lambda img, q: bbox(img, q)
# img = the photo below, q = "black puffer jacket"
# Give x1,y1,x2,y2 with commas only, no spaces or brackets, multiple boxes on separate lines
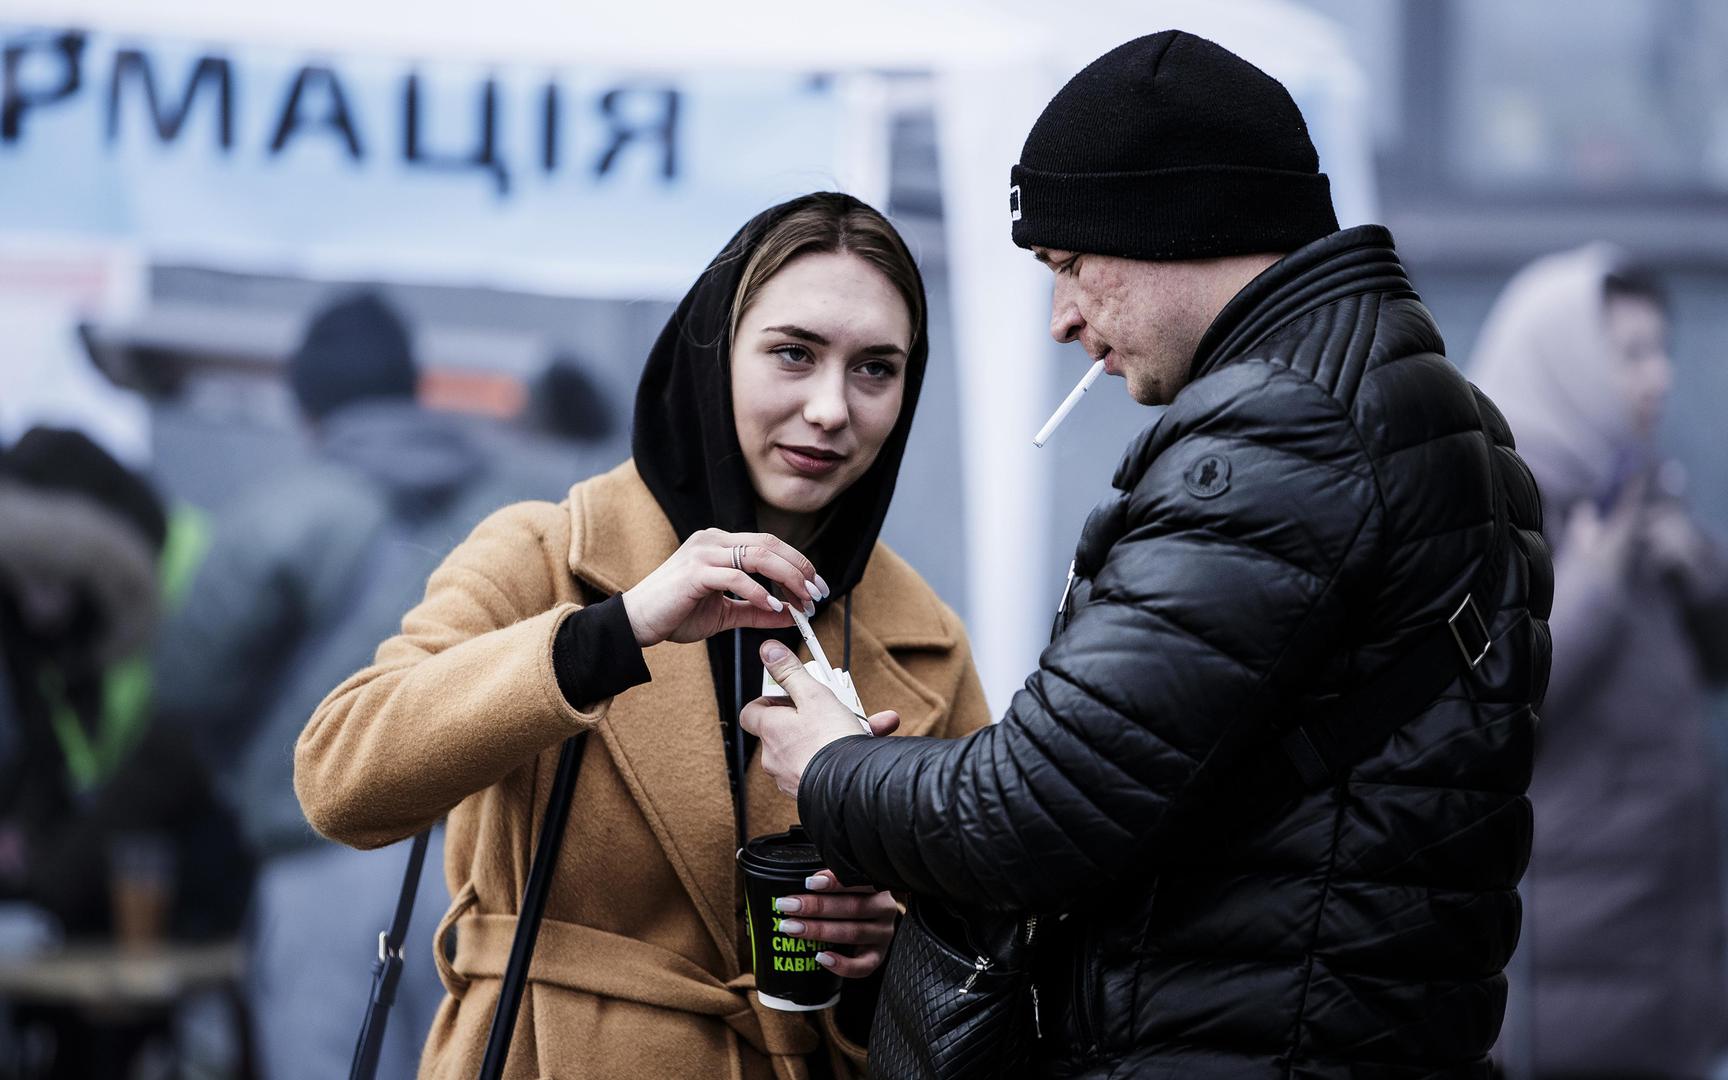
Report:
800,226,1553,1078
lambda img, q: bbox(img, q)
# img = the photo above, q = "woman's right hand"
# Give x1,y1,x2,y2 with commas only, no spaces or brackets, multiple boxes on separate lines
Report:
621,529,828,647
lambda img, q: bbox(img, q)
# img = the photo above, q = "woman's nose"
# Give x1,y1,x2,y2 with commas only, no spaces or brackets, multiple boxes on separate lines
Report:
802,370,850,430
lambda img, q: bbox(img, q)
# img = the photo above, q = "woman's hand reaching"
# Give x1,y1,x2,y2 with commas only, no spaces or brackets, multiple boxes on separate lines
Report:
621,528,829,647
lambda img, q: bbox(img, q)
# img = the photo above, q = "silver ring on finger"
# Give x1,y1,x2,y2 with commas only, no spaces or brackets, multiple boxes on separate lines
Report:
731,544,746,572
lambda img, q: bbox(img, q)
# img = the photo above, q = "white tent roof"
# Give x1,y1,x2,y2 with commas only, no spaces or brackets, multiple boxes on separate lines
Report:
9,0,1044,67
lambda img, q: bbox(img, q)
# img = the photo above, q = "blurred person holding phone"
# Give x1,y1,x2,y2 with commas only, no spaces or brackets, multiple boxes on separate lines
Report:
1473,249,1728,1079
294,193,991,1080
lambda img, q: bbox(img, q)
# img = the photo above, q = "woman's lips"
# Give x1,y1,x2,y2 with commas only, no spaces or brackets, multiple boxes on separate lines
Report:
778,445,846,477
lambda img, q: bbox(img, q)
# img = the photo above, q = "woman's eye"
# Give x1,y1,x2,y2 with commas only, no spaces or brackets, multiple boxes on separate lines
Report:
856,360,899,380
771,345,812,366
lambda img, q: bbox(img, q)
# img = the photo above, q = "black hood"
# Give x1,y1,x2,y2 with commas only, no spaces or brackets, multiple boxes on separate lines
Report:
631,192,929,604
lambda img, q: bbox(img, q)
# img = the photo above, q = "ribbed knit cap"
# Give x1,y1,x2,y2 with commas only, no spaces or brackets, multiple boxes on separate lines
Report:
1011,31,1339,260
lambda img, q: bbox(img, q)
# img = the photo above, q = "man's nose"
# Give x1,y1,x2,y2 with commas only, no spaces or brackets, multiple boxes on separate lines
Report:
1049,279,1083,345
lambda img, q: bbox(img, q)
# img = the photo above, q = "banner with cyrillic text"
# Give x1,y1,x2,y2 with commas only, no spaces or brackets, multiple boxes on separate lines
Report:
0,25,887,296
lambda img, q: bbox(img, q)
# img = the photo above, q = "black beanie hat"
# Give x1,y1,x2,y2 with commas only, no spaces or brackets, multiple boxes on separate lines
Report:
0,427,168,552
288,291,418,420
1011,31,1339,261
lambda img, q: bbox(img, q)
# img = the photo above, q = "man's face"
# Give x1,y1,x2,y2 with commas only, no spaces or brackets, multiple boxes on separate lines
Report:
1032,247,1213,406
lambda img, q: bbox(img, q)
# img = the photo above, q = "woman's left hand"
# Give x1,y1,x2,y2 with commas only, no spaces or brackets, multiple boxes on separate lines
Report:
772,870,900,979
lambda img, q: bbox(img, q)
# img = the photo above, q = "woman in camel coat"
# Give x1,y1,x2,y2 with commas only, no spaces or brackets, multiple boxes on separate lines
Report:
294,193,991,1080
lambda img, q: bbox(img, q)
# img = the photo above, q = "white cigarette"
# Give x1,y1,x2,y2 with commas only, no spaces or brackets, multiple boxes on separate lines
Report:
1033,359,1106,447
787,606,839,691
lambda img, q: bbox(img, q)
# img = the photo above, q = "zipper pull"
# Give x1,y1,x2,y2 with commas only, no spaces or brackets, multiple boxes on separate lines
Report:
1031,983,1043,1039
958,956,992,996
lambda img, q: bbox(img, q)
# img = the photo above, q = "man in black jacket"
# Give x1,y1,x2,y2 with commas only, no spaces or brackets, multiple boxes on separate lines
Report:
744,31,1551,1078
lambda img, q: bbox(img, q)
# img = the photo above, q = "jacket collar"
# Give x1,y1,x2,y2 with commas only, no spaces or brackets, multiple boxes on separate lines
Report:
1110,226,1417,494
561,460,956,966
1188,224,1416,383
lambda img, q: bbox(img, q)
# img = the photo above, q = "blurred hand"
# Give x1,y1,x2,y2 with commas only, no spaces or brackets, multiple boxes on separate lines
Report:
1645,502,1715,590
1561,477,1647,579
621,530,826,647
740,640,900,800
770,869,898,979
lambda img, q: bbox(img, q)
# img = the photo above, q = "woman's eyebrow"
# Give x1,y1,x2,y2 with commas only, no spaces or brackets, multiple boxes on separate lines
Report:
763,324,906,358
762,324,828,345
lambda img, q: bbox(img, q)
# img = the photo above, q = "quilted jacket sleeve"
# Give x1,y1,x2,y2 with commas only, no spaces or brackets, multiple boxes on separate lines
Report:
800,365,1385,911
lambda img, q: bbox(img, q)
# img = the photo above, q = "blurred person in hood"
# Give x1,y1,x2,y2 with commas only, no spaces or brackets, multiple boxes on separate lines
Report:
154,291,508,1080
1474,248,1728,1079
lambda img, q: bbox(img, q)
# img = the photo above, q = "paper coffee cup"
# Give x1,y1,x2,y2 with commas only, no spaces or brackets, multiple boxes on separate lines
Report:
738,825,843,1012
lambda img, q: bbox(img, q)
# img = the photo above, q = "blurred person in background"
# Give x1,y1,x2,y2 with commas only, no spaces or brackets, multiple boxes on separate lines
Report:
294,192,991,1080
1474,247,1728,1079
154,291,512,1080
0,426,247,1075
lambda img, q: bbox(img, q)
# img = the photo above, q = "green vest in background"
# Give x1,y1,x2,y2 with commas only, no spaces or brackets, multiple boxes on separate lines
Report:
46,503,211,792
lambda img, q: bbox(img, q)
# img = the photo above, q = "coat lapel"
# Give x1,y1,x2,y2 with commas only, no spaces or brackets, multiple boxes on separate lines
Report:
564,461,961,968
565,463,740,965
837,542,957,739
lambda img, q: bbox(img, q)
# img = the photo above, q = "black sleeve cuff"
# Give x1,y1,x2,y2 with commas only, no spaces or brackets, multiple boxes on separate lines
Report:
798,734,882,888
552,594,652,711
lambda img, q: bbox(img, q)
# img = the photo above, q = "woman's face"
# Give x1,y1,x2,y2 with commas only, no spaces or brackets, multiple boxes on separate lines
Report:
731,250,912,519
1604,294,1672,437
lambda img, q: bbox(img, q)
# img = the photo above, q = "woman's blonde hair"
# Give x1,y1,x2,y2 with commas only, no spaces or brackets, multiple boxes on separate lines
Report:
728,195,924,351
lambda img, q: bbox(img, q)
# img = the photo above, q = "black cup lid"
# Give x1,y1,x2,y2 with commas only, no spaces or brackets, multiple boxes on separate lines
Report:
739,824,824,876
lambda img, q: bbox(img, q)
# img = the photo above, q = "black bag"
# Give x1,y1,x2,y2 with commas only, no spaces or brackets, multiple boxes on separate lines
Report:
868,899,1040,1080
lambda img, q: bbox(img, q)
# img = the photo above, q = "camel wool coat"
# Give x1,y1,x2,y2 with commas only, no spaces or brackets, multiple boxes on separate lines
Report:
294,460,992,1080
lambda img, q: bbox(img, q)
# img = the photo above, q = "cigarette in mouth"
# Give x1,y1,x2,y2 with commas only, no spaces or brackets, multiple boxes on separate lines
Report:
1033,359,1106,447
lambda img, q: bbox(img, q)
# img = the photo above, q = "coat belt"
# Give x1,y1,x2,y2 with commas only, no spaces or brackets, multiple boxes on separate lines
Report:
444,911,822,1061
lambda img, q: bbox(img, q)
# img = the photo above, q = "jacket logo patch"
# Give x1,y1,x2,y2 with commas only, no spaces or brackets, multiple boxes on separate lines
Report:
1184,454,1230,499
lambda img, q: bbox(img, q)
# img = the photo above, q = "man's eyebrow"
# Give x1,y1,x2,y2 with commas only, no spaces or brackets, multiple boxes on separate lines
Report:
1031,250,1052,266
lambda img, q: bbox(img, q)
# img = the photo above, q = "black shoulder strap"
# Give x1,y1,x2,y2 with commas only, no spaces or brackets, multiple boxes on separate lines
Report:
347,730,591,1080
1274,439,1511,797
477,729,589,1080
348,828,432,1080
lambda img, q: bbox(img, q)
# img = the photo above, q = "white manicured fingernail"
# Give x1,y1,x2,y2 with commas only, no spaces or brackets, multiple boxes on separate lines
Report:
806,579,822,601
778,919,806,935
804,875,830,891
767,596,784,612
804,601,816,617
774,896,802,914
814,574,831,599
815,952,836,968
